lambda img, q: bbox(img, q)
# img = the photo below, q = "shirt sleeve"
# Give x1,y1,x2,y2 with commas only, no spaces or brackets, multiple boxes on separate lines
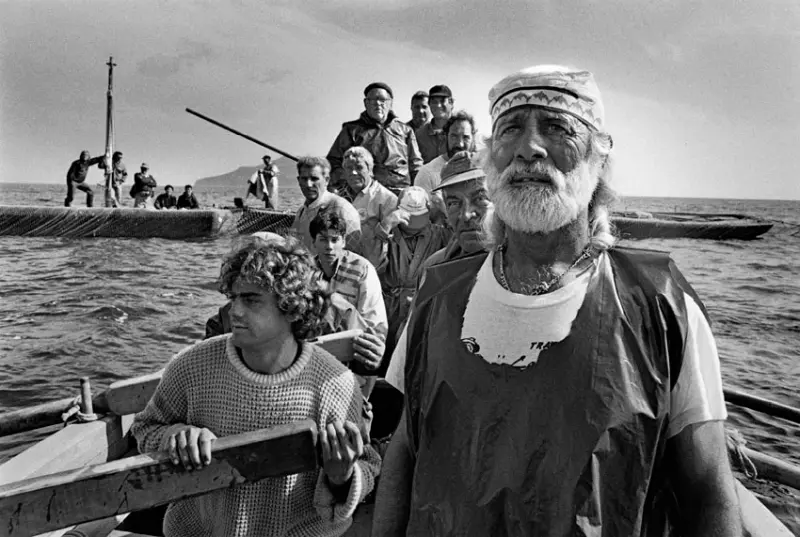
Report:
385,319,410,393
130,356,190,453
358,263,389,340
414,165,435,193
667,293,728,438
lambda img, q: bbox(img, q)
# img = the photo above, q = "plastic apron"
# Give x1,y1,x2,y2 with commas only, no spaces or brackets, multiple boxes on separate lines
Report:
404,247,701,536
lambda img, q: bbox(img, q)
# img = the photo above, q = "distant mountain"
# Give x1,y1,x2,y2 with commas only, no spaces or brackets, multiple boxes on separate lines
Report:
195,157,289,187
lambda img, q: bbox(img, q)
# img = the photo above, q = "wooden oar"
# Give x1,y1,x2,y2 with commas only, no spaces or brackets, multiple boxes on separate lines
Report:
185,108,299,162
723,388,800,424
0,421,318,537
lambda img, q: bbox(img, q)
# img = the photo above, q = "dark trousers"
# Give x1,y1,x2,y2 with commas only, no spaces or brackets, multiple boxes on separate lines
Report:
65,179,94,207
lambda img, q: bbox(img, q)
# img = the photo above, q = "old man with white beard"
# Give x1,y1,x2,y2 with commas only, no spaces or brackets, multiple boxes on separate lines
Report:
372,65,741,536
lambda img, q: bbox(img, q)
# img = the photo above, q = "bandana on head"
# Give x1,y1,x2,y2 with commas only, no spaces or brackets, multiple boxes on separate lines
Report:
489,65,605,132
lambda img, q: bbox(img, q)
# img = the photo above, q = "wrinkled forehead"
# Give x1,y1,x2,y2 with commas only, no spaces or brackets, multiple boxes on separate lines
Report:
442,177,488,198
493,106,585,132
298,165,328,179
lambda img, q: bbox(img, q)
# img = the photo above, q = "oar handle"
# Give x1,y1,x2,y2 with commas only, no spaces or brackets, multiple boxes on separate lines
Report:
185,108,298,162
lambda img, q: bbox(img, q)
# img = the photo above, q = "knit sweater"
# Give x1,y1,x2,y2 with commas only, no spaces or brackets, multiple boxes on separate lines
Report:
130,336,381,537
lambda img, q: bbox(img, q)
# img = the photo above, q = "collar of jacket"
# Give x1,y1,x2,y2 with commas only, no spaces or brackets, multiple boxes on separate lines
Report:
358,110,399,127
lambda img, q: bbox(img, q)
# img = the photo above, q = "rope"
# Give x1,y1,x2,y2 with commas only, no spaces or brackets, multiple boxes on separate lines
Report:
60,394,99,426
726,427,758,479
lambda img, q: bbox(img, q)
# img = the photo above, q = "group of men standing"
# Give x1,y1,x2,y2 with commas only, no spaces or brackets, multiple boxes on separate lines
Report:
132,65,743,537
65,151,200,210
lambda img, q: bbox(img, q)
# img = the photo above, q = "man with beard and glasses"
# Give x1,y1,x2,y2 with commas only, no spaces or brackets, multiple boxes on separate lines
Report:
327,82,422,194
291,156,361,254
373,65,742,537
337,147,398,267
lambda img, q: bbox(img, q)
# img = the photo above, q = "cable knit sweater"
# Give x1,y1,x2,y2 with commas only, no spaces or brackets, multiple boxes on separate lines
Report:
130,336,381,537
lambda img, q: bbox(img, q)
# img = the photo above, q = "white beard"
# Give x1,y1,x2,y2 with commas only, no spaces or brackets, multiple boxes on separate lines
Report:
485,156,599,235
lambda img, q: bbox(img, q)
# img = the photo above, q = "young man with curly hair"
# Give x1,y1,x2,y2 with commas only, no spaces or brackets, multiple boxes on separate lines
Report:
131,234,381,537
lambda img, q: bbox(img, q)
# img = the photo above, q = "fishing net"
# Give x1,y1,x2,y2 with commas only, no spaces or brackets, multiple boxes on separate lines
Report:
0,206,298,240
0,206,237,240
233,208,296,236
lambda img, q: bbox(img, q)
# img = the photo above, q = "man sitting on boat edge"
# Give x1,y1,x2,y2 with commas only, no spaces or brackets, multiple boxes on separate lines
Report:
373,65,742,536
131,233,380,537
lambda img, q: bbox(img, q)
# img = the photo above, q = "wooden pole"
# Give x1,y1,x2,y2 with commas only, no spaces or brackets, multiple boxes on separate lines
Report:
185,108,299,162
724,388,800,424
103,57,116,208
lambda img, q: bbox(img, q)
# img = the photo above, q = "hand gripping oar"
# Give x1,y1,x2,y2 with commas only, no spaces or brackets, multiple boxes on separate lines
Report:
185,108,298,162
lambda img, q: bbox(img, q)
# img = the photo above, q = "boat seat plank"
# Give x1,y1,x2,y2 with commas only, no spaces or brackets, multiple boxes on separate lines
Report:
104,331,363,416
0,421,317,537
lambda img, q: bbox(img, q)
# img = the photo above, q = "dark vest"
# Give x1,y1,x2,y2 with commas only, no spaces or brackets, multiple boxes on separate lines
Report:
403,247,705,536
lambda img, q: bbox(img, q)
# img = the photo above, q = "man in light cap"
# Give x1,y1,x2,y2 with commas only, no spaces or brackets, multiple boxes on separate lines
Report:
327,82,423,194
374,186,451,376
374,66,741,536
131,163,157,209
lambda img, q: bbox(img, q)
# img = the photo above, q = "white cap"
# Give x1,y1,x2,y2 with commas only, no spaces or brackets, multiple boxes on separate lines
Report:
398,186,430,216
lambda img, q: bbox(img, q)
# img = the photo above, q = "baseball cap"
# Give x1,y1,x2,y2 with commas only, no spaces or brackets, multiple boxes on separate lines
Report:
434,151,485,192
141,162,149,169
398,186,430,216
428,85,453,98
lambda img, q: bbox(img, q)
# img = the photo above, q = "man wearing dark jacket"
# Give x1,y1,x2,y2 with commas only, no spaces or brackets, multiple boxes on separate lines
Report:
65,150,104,207
154,185,178,210
131,163,157,208
327,82,422,194
177,184,200,209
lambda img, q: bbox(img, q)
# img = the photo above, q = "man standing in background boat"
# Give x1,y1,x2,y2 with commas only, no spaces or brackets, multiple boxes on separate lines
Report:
406,90,431,131
338,147,398,267
373,65,742,536
64,150,104,207
292,156,362,254
131,163,157,209
244,154,280,209
415,85,454,164
99,150,128,207
327,82,422,195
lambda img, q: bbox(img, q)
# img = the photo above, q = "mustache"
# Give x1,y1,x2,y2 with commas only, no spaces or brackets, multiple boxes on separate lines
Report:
499,161,563,185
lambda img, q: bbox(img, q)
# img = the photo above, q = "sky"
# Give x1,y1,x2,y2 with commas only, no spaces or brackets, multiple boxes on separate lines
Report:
1,0,798,200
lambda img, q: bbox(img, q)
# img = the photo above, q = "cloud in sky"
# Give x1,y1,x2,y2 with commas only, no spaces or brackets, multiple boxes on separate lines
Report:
0,0,798,200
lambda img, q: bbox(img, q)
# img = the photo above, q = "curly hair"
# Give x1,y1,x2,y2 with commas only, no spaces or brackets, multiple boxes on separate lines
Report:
309,207,348,241
218,235,331,340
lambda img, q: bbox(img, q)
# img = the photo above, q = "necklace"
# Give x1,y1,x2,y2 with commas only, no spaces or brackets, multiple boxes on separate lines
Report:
496,244,593,295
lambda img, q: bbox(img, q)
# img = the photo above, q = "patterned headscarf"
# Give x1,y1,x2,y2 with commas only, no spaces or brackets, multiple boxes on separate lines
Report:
489,65,604,132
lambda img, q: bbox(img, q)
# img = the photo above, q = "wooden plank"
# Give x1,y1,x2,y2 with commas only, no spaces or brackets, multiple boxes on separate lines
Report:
104,372,163,417
307,329,362,363
0,421,317,537
34,513,129,537
105,331,365,416
0,415,133,484
736,481,794,536
0,397,81,437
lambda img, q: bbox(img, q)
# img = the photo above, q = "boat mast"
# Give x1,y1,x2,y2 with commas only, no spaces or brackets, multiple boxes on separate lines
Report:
103,56,116,208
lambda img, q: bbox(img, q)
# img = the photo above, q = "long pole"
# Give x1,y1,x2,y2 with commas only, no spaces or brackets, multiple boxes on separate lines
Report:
185,108,298,162
104,57,117,207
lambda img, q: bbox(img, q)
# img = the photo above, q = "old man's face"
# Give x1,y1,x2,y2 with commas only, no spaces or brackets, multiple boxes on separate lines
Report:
486,107,601,235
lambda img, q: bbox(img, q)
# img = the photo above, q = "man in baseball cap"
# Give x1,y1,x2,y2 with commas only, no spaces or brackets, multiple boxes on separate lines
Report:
415,84,454,163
